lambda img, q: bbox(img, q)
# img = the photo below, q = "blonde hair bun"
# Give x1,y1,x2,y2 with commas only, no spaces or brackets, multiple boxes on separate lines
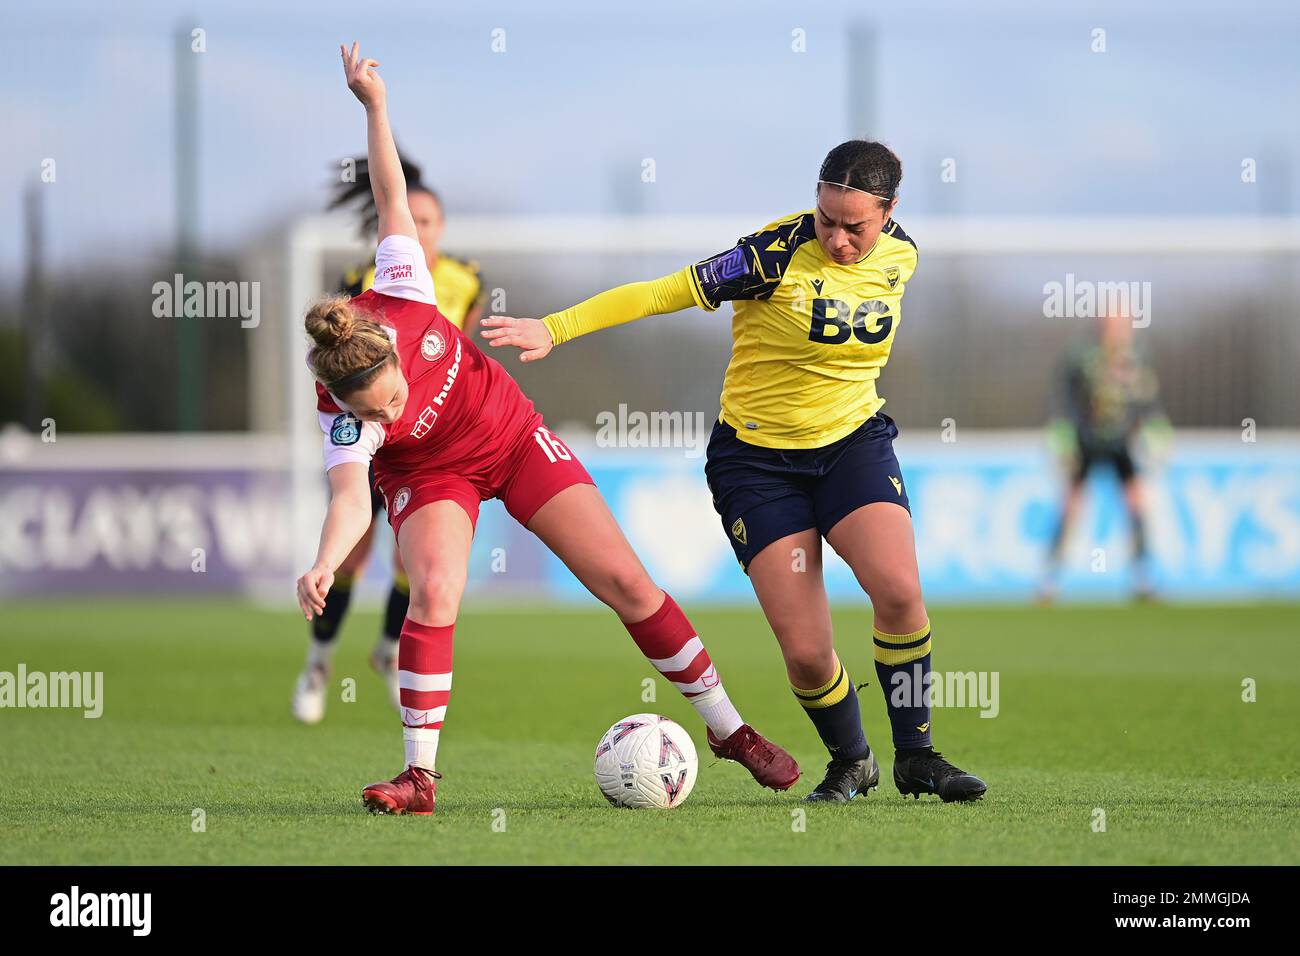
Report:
304,295,396,394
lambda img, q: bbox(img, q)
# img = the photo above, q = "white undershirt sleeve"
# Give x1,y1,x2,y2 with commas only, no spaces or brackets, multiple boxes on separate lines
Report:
372,234,437,304
319,410,385,471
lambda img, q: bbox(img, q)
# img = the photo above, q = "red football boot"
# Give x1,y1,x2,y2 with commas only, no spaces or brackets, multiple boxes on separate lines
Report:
362,766,440,815
707,724,800,791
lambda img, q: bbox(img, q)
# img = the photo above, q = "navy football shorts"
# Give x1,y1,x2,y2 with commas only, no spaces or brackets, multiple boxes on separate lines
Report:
1073,441,1138,483
704,413,911,570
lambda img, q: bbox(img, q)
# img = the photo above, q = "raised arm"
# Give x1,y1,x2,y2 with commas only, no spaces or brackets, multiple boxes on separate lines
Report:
340,41,416,244
480,213,807,363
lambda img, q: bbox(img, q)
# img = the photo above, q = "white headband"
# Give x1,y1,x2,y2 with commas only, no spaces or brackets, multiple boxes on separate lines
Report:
817,179,893,201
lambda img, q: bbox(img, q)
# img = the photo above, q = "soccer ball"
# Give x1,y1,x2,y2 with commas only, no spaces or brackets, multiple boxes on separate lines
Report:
594,714,698,809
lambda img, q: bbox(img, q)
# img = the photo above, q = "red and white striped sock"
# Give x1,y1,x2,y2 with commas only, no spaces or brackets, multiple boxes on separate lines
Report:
624,593,743,739
398,619,454,772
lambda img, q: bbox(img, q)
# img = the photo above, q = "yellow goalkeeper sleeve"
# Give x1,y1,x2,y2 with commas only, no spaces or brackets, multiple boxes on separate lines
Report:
542,267,698,346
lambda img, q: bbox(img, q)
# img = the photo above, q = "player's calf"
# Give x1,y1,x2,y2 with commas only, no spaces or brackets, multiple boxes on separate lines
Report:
626,593,800,790
789,653,875,766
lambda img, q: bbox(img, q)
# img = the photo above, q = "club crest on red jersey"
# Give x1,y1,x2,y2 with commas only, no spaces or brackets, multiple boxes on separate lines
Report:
392,487,412,515
421,330,447,361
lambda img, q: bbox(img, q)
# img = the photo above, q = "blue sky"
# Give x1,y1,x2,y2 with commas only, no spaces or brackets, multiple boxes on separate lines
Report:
3,0,1298,277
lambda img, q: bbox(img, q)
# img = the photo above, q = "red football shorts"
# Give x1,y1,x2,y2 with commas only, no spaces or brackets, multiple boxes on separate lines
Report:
382,424,594,539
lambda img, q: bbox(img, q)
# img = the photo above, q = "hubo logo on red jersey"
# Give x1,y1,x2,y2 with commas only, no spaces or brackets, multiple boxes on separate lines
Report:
808,298,893,345
433,340,463,408
407,339,463,441
411,406,437,439
421,330,446,362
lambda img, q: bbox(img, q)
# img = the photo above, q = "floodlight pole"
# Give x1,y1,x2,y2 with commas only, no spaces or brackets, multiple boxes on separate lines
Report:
846,24,878,140
22,183,50,431
175,21,201,431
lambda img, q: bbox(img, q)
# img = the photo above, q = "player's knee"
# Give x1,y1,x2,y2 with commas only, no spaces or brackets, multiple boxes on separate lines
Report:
407,568,465,626
869,573,924,628
598,564,661,621
783,644,838,689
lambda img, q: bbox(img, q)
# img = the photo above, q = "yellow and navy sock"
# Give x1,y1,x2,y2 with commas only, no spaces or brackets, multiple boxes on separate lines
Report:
311,573,355,644
790,656,870,761
872,621,934,750
383,571,411,642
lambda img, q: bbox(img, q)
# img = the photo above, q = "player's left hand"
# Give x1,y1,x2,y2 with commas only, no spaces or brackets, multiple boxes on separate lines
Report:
480,315,554,363
296,565,335,620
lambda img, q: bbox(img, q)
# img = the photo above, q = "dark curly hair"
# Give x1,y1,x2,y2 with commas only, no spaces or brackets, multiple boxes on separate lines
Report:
818,140,902,209
329,150,441,237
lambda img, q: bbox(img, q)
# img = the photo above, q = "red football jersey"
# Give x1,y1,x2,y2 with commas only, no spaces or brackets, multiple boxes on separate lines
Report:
315,235,541,496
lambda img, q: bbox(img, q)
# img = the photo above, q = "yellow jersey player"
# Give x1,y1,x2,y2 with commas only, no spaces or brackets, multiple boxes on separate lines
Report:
482,141,986,803
291,150,485,726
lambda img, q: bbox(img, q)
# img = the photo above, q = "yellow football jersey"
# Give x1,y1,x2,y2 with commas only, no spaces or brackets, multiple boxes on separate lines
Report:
686,210,918,449
341,254,484,330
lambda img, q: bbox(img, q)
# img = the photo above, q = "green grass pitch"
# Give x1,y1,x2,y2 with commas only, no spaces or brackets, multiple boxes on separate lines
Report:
1,599,1297,865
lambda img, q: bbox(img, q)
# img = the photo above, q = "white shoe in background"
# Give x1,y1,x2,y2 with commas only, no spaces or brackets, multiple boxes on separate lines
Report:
370,643,401,713
291,663,330,725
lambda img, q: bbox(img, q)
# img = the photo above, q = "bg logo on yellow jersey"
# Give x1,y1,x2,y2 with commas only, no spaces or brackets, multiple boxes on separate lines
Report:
808,298,893,345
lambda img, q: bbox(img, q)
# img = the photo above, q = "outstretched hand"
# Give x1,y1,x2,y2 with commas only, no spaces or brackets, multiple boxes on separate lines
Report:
296,565,335,621
340,41,385,109
480,316,555,363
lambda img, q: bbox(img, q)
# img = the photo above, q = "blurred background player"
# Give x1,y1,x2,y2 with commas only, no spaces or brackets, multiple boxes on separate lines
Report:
1040,311,1171,602
291,152,486,724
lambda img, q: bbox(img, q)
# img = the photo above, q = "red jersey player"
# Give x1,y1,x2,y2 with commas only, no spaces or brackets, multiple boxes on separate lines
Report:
294,43,798,814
